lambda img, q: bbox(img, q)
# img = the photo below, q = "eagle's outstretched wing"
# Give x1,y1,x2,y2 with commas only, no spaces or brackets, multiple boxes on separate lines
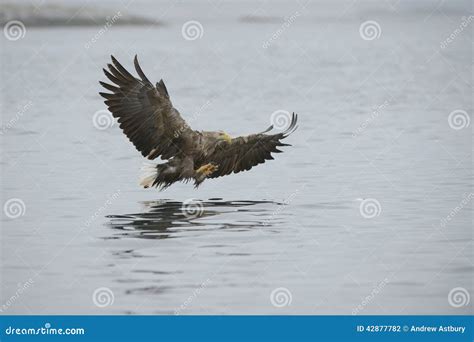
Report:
99,55,194,160
207,113,298,177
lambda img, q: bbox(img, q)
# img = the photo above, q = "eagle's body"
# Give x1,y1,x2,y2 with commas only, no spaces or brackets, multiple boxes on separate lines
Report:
99,56,298,190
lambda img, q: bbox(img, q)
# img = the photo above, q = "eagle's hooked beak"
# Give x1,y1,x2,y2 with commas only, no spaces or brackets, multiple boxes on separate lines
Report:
220,132,232,143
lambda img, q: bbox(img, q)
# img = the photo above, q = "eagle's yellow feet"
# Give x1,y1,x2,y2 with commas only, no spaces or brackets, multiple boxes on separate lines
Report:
197,163,218,176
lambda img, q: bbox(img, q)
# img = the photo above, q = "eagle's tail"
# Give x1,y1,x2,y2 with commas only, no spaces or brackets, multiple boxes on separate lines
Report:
139,163,158,188
139,162,178,189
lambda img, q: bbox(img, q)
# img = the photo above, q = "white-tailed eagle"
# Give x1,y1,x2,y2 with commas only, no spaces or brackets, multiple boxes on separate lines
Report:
99,56,298,189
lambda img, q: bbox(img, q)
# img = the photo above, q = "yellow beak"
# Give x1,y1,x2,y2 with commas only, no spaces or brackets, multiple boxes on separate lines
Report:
222,133,232,143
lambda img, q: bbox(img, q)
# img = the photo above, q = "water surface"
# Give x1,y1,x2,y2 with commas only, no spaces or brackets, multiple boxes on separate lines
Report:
1,0,472,315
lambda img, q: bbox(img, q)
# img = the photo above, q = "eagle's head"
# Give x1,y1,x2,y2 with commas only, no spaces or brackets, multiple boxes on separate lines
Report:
218,131,232,143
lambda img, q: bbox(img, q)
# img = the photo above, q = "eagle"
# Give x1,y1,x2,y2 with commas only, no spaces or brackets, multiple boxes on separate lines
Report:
99,55,298,189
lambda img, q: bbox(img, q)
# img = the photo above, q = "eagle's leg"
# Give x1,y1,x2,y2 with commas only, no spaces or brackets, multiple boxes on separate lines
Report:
194,163,218,186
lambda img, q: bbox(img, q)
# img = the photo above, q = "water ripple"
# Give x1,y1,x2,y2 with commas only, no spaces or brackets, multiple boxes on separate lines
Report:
106,199,280,240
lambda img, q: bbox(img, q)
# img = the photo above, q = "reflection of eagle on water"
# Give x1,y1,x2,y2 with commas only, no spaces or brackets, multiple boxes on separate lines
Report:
99,56,298,189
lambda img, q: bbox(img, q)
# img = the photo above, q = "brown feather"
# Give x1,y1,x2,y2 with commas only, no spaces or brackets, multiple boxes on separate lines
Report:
99,56,196,160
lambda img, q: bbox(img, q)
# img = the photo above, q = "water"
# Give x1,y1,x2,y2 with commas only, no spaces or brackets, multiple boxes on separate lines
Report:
1,0,472,315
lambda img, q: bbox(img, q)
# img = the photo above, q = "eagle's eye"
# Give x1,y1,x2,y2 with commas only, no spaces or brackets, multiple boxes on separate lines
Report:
219,132,232,143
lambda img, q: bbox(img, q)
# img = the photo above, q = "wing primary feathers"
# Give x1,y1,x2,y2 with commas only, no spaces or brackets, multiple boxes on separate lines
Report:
259,125,274,134
99,81,120,93
156,79,169,98
133,55,151,84
282,113,298,136
102,68,122,85
107,63,130,84
111,55,135,80
99,92,115,100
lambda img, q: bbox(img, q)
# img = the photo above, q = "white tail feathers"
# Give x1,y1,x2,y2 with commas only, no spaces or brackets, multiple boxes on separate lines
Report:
139,163,158,188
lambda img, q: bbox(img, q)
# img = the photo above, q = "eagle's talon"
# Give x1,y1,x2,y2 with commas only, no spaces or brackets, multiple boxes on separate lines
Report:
197,163,218,177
